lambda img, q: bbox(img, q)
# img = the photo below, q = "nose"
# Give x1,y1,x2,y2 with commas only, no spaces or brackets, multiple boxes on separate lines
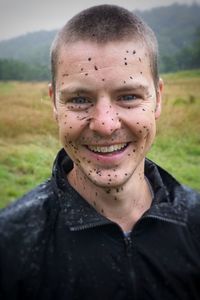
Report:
89,99,121,136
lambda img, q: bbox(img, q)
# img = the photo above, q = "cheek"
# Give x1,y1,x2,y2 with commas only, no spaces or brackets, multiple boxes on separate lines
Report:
58,110,89,143
121,108,155,134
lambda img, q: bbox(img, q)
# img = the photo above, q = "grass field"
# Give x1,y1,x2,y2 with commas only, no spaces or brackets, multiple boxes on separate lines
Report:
0,70,200,208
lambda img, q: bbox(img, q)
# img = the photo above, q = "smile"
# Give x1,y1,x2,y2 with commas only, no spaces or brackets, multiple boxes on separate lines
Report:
87,143,128,153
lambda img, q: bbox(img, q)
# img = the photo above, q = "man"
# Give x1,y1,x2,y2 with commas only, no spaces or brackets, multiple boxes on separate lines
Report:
0,5,200,300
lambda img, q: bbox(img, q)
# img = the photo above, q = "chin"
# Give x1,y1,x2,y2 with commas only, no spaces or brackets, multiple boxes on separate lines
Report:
87,174,130,189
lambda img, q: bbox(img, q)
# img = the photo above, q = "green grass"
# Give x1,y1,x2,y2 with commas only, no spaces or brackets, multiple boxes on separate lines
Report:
0,136,60,208
162,69,200,80
0,72,200,208
148,134,200,191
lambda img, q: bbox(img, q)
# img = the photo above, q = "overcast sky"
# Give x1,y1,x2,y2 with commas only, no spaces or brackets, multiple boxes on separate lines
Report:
0,0,199,41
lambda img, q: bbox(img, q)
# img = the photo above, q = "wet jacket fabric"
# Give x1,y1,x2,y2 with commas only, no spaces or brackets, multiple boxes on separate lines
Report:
0,148,200,300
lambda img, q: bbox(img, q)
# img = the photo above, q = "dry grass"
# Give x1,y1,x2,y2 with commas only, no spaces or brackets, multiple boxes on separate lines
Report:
0,81,57,139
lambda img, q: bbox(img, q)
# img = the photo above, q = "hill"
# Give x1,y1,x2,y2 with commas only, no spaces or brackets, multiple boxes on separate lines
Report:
0,3,200,79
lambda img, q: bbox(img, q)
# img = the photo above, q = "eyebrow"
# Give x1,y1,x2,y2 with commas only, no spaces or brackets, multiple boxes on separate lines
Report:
114,83,149,94
59,86,93,96
59,83,149,97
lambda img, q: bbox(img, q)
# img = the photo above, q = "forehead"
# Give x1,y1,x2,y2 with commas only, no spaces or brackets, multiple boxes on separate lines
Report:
57,40,150,74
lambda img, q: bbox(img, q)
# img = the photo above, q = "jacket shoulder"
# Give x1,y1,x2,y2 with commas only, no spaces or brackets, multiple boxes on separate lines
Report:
0,179,57,257
0,179,55,226
0,179,59,296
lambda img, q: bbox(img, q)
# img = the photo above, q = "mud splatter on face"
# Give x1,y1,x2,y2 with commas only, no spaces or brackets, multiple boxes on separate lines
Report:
94,65,98,71
88,57,92,61
133,50,136,54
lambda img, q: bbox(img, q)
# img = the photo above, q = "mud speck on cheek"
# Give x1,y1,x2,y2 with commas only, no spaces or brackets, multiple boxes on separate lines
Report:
88,57,92,61
94,65,98,71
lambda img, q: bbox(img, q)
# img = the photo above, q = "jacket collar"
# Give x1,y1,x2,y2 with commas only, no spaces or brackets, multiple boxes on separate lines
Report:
51,149,188,231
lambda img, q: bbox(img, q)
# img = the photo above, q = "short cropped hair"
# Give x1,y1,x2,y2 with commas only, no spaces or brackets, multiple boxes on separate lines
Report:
50,5,159,90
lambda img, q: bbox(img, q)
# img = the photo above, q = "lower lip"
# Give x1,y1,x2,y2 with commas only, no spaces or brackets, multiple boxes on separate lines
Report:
85,144,130,164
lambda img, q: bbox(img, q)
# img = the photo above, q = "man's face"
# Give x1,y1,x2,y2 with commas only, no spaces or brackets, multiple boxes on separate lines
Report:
50,40,162,188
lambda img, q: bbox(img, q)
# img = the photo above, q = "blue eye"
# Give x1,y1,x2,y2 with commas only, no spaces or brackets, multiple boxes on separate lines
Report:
71,97,90,104
119,95,138,101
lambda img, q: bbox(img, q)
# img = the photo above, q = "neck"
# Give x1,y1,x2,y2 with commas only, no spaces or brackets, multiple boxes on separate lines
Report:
67,161,153,232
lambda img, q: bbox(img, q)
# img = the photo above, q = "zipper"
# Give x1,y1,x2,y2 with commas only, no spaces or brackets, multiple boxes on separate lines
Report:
124,235,137,299
141,214,186,226
70,220,111,231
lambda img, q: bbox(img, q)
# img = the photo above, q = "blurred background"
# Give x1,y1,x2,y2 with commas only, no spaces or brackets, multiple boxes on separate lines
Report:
0,0,199,207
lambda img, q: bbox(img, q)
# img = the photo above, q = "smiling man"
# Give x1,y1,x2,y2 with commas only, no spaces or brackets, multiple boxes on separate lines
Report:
0,5,200,300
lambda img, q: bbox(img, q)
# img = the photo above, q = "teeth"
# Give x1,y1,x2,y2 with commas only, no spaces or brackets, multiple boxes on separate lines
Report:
88,143,127,153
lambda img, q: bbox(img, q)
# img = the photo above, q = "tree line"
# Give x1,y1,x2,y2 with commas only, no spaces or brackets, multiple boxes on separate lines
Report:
160,30,200,72
0,36,199,81
0,59,50,81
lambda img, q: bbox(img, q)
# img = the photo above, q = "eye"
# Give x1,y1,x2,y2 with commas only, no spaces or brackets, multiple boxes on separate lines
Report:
70,96,91,104
118,95,138,101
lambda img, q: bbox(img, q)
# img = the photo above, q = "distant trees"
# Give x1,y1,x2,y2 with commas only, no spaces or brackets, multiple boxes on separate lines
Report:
0,59,50,81
160,28,200,72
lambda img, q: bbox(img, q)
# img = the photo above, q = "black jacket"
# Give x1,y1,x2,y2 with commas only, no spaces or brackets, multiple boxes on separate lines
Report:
0,149,200,300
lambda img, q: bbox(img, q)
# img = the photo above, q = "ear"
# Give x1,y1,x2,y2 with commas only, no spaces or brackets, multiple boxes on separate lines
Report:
48,83,58,122
155,78,163,120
